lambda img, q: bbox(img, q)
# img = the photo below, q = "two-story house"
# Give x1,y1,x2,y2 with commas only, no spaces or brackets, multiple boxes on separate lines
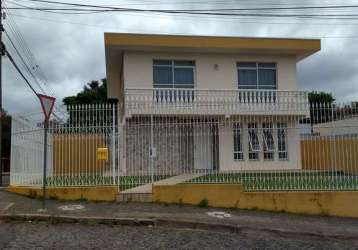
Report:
105,33,320,175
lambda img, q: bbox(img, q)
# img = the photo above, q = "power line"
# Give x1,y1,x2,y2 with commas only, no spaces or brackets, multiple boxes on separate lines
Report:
16,0,358,11
4,1,68,117
9,10,358,39
4,48,64,121
4,46,37,95
6,0,358,19
4,30,46,93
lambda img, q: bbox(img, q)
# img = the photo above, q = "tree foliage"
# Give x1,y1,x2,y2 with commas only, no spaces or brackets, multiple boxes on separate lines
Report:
308,91,335,105
63,78,116,105
308,91,335,124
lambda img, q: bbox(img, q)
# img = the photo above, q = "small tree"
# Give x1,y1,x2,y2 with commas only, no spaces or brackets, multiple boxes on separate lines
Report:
308,91,335,124
63,78,111,105
62,78,117,128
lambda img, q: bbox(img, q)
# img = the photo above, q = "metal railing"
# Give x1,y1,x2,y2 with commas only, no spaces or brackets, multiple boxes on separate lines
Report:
9,102,358,192
125,88,309,116
10,104,119,187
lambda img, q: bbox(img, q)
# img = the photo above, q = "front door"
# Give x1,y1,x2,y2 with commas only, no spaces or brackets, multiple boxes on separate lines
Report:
194,126,213,170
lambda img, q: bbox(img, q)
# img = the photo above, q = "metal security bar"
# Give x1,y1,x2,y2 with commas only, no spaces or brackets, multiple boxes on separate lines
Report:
10,118,53,186
9,101,358,192
10,103,119,187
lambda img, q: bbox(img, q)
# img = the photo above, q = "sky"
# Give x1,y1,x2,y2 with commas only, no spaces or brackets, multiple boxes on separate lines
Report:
3,0,358,119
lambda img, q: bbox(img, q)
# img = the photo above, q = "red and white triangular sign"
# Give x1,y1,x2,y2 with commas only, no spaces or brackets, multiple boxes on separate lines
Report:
37,94,56,121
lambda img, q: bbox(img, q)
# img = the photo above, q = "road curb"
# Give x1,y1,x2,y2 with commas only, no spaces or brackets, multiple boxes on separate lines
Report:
0,213,357,240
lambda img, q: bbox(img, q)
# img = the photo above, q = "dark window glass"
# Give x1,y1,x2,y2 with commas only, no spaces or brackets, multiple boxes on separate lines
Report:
174,68,194,88
153,66,172,85
248,123,260,160
174,60,195,66
238,69,257,88
258,62,276,68
153,60,195,88
258,68,276,89
237,62,256,68
263,123,275,160
153,60,171,66
237,62,277,89
233,123,243,160
277,123,288,160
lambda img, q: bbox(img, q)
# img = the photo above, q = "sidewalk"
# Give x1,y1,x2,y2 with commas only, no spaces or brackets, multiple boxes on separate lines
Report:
1,190,358,239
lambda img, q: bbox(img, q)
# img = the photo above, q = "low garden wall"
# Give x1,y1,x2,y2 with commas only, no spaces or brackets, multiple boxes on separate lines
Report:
153,184,358,218
6,186,118,202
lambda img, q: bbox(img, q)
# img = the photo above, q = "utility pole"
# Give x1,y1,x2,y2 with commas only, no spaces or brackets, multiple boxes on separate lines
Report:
0,0,4,186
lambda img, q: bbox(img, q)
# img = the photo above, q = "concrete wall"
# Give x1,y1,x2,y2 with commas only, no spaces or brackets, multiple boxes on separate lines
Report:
124,118,194,175
123,51,297,90
153,184,358,218
106,49,123,100
313,117,358,136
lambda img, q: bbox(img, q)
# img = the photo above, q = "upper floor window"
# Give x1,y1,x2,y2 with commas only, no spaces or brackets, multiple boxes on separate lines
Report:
237,62,277,90
153,60,195,88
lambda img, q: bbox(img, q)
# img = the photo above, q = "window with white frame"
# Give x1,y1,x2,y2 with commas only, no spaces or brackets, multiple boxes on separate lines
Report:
237,62,277,89
277,122,288,160
153,60,195,88
262,123,275,160
233,123,243,160
248,123,260,160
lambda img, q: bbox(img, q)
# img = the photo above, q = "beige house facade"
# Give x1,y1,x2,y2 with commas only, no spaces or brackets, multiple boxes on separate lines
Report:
105,33,321,172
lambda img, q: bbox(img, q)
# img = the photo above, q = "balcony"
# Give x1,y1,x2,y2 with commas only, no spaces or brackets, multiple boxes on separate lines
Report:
124,88,309,117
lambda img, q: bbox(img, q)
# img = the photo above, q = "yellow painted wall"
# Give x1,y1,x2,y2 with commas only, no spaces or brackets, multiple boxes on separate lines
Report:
301,138,358,174
7,186,117,202
53,134,107,175
153,184,358,218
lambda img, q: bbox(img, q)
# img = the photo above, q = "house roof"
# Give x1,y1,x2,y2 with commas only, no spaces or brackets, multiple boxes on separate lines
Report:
104,32,321,61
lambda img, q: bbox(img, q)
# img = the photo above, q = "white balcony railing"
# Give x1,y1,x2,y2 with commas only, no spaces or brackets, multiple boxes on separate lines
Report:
125,88,309,116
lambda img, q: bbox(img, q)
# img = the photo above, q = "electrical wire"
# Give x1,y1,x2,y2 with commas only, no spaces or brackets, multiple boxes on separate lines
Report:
6,0,358,20
4,1,68,118
5,46,38,95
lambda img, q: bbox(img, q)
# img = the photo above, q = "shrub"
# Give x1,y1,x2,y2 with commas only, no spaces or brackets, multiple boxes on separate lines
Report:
198,198,209,208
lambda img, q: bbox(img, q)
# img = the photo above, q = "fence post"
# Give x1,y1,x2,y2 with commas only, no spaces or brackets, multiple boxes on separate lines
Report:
112,104,116,185
150,114,154,184
42,121,48,209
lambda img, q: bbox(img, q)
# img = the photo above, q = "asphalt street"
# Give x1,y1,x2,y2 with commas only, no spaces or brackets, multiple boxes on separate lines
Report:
0,221,357,250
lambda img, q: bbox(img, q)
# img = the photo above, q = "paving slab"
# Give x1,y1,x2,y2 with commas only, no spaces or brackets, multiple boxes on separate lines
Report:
120,173,204,194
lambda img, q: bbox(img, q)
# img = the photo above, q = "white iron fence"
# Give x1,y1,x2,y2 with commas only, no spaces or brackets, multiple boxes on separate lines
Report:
10,118,53,186
9,102,358,191
10,104,119,187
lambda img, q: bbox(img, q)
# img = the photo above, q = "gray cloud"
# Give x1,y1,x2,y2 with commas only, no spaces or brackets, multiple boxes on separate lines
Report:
3,0,358,118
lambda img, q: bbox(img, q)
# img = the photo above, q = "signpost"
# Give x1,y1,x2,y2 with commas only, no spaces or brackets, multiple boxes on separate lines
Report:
37,94,55,210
